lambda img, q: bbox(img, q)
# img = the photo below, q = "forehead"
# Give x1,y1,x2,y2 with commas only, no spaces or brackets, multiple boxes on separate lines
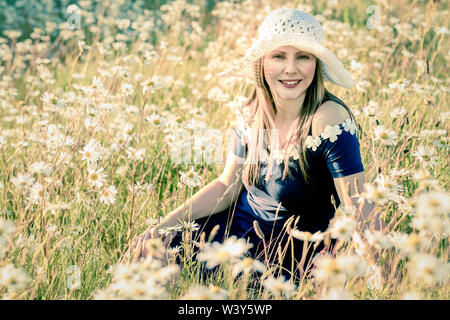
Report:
270,46,311,54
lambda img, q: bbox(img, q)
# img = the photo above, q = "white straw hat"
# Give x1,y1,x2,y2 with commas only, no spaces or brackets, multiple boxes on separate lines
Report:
218,8,355,89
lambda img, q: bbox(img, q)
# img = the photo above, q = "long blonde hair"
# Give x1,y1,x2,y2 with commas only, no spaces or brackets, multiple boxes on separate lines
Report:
239,56,356,187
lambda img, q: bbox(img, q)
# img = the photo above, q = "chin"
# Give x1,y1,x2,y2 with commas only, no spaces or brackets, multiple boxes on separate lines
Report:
280,90,307,99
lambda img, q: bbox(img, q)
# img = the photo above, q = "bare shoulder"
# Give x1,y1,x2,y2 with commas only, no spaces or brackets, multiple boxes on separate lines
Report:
312,100,352,137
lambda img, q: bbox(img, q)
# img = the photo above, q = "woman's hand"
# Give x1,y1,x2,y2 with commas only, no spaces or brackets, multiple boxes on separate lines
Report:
130,225,177,263
130,226,158,262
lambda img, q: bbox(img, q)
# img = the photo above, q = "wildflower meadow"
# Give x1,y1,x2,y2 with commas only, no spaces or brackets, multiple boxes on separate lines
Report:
0,0,448,300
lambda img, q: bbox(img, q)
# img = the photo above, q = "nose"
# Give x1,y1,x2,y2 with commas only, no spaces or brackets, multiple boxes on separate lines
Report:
284,56,298,75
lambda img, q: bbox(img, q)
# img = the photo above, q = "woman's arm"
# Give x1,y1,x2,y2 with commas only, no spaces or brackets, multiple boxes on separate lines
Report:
312,100,386,232
157,176,243,230
140,150,244,232
158,150,244,230
333,171,387,233
129,151,244,260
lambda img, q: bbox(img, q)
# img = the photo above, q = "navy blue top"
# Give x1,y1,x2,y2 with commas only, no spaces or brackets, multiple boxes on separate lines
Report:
231,116,364,236
169,107,365,279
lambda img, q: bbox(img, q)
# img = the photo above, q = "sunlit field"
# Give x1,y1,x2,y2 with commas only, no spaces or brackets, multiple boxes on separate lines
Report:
0,0,448,300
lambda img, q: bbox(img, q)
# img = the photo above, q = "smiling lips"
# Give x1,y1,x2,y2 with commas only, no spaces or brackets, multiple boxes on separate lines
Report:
279,79,302,87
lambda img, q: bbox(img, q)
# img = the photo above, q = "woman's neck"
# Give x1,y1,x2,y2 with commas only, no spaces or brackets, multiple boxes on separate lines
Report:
273,92,305,128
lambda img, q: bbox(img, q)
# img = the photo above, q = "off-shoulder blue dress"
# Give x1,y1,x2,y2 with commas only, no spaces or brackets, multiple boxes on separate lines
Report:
170,108,365,280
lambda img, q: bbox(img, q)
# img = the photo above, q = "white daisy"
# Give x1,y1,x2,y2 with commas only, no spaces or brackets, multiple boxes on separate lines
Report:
390,107,406,118
320,287,354,300
126,147,146,162
28,181,48,205
321,124,342,142
197,235,253,269
406,253,448,284
0,218,16,245
121,82,134,96
145,114,165,127
100,185,118,205
80,139,102,164
178,167,201,188
181,284,228,300
231,257,267,277
87,167,106,189
328,215,356,241
374,174,405,195
360,182,391,206
0,264,31,293
11,172,35,190
305,135,321,151
373,125,397,146
412,145,439,168
341,118,357,135
262,275,296,299
164,133,176,147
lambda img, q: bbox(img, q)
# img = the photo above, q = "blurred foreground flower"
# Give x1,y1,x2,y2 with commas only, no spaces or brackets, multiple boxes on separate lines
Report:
181,284,228,300
320,287,354,300
197,236,253,269
262,275,296,299
0,264,31,294
406,253,449,285
94,258,179,300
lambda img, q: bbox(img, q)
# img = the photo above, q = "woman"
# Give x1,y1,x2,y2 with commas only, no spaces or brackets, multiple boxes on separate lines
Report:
130,8,385,280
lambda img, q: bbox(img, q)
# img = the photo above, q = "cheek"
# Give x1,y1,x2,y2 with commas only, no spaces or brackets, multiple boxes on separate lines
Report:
302,60,317,78
263,61,280,79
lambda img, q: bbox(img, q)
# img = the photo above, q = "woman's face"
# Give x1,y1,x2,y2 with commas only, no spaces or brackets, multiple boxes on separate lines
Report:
263,46,317,102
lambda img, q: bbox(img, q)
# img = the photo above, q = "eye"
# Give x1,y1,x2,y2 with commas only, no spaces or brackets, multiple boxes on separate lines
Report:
272,55,309,59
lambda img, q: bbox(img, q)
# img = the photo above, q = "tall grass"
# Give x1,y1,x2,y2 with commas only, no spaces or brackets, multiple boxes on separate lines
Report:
0,0,448,299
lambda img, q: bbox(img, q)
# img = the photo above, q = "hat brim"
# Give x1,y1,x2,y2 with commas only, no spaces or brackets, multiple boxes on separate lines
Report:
218,33,354,89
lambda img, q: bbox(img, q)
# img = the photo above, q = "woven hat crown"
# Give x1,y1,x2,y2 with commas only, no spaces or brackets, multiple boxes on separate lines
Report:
258,8,324,43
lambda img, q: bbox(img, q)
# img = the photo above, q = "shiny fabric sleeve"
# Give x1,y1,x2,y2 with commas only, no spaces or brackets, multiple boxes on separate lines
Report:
310,119,365,178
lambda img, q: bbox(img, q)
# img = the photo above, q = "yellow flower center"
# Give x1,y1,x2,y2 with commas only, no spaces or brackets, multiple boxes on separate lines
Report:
186,171,195,179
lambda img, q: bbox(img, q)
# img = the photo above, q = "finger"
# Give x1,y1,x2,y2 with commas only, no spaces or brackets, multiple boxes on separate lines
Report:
130,238,137,250
131,237,141,256
133,237,144,262
132,247,139,262
132,242,140,262
141,238,149,259
162,233,172,247
131,235,141,250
